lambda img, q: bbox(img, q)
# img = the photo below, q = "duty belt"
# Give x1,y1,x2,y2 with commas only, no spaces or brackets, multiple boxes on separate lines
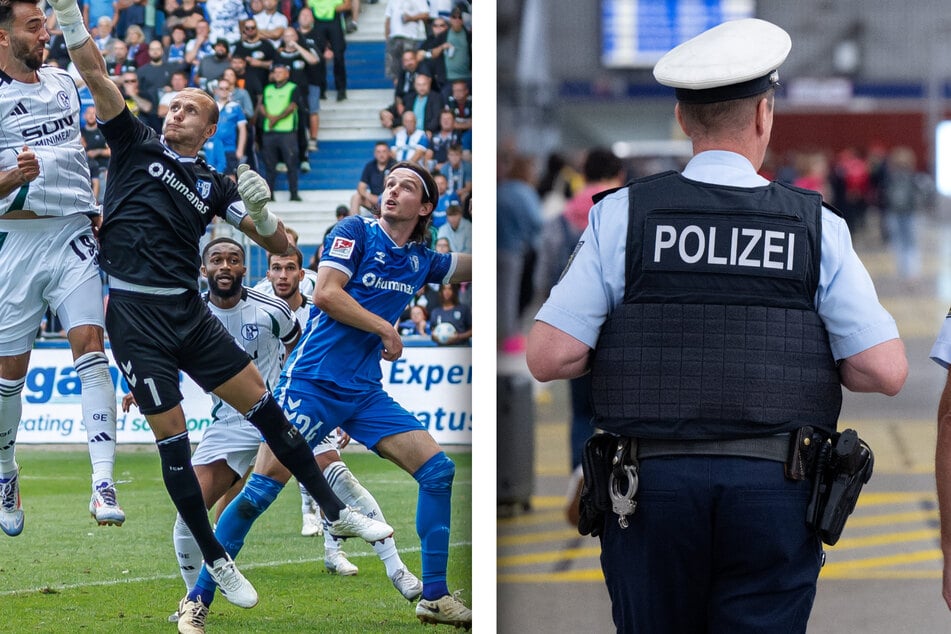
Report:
636,434,791,463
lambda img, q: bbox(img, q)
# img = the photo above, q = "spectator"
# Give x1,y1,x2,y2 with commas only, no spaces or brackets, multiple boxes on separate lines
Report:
165,0,205,42
442,5,470,93
137,39,178,109
258,62,303,201
165,23,190,68
343,0,359,33
255,0,288,45
229,54,264,105
209,76,248,177
119,70,155,120
274,27,320,168
427,109,457,172
436,202,470,254
429,283,471,346
204,0,247,46
404,70,443,136
106,40,138,77
232,17,277,95
416,14,448,93
93,15,118,53
216,66,255,122
383,0,428,80
124,24,151,66
86,0,116,34
444,79,471,152
196,38,232,89
80,105,111,203
115,0,147,40
308,0,350,101
380,47,429,129
443,142,470,205
391,110,428,165
429,171,458,228
157,69,189,118
184,18,216,85
350,141,396,216
295,6,327,150
398,304,430,337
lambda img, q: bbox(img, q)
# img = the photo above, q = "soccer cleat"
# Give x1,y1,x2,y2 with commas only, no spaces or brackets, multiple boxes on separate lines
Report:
328,506,393,542
301,512,322,537
89,481,126,526
324,550,359,576
415,591,472,629
0,468,24,537
176,596,208,634
389,566,423,601
206,554,258,608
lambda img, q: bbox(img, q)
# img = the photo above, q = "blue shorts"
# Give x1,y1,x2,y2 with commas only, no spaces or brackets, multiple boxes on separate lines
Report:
274,377,424,451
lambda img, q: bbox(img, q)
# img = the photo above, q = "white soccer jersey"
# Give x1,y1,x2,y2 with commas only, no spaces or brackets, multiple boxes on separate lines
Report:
0,66,98,217
205,287,300,424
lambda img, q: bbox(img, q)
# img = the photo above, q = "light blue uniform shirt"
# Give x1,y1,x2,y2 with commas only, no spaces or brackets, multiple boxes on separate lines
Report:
535,150,899,361
930,314,951,368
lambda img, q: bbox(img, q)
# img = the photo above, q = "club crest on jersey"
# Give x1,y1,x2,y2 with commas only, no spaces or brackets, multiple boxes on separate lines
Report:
195,179,211,199
409,255,419,272
241,323,259,341
374,250,386,265
56,91,70,110
329,236,355,259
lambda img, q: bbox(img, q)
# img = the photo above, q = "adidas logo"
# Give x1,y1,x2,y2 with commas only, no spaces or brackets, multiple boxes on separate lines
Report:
8,102,28,117
89,432,114,443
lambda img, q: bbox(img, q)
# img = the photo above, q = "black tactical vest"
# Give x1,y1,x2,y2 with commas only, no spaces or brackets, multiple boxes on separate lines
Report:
590,172,842,439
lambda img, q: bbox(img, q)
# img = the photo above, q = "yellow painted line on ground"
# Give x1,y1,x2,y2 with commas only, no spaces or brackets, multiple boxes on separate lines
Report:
498,546,602,567
845,509,938,528
497,510,564,528
498,527,582,547
820,569,942,580
498,569,605,584
856,492,936,507
828,528,938,550
822,548,941,573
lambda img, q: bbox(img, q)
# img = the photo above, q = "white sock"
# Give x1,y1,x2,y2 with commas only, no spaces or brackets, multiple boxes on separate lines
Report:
0,377,25,475
324,460,404,576
173,514,203,591
75,352,117,487
299,480,318,516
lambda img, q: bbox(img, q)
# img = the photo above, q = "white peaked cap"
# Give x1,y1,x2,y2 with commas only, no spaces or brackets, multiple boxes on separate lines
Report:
653,18,792,104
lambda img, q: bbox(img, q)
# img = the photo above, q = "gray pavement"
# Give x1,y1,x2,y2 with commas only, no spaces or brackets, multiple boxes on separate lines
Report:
498,215,951,632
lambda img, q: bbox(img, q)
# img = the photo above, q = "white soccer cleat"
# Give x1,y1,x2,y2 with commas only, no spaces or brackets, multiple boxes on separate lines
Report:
206,554,258,608
301,512,322,537
89,481,126,526
415,591,472,629
328,506,393,543
0,468,24,537
323,550,359,576
175,596,208,634
389,566,423,601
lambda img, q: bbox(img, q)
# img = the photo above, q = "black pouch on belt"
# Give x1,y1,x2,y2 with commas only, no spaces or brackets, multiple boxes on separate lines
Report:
806,428,874,546
578,433,616,537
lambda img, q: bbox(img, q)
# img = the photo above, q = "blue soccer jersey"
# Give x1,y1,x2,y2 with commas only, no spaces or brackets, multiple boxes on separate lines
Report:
282,216,456,388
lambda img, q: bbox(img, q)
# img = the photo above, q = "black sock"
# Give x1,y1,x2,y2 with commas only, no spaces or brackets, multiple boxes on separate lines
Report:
246,393,345,521
156,432,226,563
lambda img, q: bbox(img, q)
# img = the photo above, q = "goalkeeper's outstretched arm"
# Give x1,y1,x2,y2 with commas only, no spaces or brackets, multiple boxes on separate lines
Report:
48,0,125,121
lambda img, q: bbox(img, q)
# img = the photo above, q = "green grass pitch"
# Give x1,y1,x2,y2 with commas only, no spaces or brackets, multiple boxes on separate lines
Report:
0,445,472,633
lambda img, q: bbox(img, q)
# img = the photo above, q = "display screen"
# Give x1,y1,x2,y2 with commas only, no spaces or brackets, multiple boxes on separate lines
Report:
601,0,756,68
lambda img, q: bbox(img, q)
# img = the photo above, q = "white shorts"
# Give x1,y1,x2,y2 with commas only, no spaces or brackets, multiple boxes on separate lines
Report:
313,429,340,457
0,215,103,355
191,417,262,477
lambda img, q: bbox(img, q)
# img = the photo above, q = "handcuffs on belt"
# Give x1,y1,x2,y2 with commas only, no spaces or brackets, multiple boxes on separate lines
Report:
578,434,638,536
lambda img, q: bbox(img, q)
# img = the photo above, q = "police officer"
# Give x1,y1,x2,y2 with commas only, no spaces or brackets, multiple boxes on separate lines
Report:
527,18,908,634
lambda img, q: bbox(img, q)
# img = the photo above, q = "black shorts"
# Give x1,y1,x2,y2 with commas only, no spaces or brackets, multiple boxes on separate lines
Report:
106,289,251,415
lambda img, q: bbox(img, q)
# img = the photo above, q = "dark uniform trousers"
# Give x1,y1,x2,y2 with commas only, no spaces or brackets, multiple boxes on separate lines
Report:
599,454,822,633
261,130,300,198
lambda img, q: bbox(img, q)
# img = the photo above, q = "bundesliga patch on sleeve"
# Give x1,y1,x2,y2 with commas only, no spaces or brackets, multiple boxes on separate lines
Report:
329,236,355,259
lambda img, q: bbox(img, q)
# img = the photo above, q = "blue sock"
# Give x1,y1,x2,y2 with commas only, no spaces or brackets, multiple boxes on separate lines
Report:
187,473,285,606
413,452,455,600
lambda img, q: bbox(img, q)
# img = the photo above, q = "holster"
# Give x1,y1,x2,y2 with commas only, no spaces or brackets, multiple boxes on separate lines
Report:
804,428,874,546
578,433,617,537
